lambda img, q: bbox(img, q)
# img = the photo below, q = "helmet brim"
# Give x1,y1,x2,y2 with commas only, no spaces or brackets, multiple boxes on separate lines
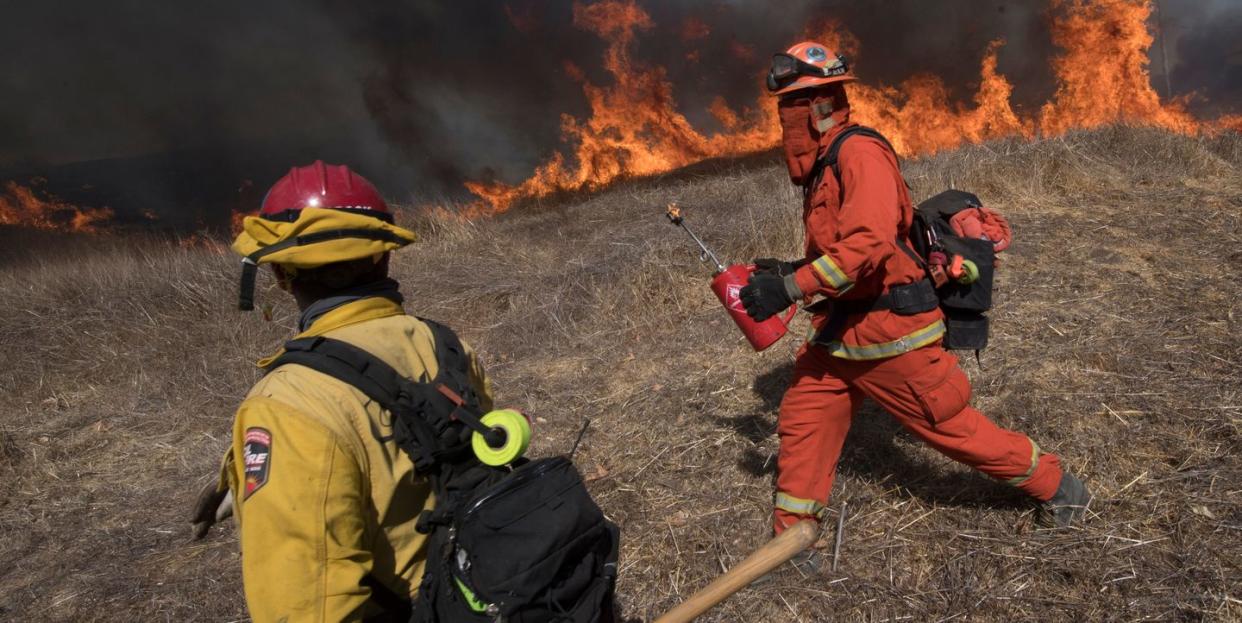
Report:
771,74,857,97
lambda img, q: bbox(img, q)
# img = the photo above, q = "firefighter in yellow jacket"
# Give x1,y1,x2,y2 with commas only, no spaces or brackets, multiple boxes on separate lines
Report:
192,161,492,621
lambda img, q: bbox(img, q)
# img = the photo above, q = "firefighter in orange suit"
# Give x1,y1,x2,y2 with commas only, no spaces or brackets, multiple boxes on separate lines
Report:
740,42,1091,539
191,161,492,621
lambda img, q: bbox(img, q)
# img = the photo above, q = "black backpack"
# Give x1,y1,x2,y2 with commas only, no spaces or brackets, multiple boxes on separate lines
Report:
265,319,619,622
816,126,996,353
907,189,995,352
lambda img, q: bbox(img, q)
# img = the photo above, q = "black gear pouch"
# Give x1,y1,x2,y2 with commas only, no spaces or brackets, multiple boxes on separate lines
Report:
943,309,989,351
936,236,995,312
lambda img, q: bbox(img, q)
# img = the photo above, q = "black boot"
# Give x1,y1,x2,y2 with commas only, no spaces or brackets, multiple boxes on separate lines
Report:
1038,472,1091,528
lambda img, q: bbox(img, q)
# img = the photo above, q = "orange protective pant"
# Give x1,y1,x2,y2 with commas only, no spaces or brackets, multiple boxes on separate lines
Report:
773,343,1063,532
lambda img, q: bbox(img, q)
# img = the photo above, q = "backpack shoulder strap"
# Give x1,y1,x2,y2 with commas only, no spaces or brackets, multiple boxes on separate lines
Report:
809,125,903,204
419,317,471,391
265,318,472,405
816,126,923,268
819,125,898,186
418,317,487,422
267,335,411,412
263,317,484,472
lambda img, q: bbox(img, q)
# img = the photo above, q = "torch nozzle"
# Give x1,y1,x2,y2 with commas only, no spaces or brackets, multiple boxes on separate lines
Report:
665,203,683,225
662,202,725,274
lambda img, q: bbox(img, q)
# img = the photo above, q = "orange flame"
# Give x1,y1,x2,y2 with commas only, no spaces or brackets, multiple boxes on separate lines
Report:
1038,0,1195,135
841,40,1033,156
0,181,114,233
463,0,779,214
460,0,1236,216
1216,114,1242,133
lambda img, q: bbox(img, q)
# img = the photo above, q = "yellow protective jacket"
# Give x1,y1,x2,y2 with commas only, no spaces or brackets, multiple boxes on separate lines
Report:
222,296,493,622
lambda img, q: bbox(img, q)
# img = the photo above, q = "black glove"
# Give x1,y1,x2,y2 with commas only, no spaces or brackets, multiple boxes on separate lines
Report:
753,258,806,277
740,271,802,322
190,479,234,540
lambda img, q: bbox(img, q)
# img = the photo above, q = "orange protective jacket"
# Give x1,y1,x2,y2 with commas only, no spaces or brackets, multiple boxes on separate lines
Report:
790,122,945,360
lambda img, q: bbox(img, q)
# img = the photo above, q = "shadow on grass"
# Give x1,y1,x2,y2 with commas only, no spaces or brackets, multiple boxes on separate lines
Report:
717,360,1030,511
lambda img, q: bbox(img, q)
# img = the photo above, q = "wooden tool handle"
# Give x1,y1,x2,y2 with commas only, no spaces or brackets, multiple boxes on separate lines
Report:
653,521,818,623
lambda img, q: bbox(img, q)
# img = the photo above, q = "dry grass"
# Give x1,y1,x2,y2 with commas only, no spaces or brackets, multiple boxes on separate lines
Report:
0,126,1239,621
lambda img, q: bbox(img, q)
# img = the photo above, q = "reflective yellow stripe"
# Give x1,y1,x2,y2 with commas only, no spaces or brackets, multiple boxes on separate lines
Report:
775,492,825,517
811,255,853,292
1006,439,1042,486
821,319,946,361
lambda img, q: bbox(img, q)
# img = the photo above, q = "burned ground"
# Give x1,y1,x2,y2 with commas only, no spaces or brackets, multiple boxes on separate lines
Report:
0,126,1239,621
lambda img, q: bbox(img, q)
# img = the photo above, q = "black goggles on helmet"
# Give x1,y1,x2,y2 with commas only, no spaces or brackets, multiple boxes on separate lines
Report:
766,51,849,92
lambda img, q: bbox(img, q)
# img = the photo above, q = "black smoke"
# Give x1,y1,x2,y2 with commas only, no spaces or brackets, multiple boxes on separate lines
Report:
1163,0,1242,114
0,1,1237,228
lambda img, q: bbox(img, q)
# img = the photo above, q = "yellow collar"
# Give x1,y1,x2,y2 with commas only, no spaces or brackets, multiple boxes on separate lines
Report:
256,297,406,367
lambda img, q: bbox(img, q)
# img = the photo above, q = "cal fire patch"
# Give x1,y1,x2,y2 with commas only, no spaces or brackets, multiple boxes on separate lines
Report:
242,427,272,499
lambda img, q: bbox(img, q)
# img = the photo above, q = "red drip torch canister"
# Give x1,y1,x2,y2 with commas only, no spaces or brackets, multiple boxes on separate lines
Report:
666,203,796,352
711,264,798,351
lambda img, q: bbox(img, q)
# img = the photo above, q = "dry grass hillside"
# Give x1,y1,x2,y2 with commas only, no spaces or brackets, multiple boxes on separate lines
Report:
1,126,1239,621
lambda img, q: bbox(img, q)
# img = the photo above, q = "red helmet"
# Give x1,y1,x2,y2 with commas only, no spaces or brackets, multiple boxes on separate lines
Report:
260,160,390,221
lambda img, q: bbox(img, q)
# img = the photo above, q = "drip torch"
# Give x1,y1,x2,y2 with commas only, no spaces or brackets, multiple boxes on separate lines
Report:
665,203,796,352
